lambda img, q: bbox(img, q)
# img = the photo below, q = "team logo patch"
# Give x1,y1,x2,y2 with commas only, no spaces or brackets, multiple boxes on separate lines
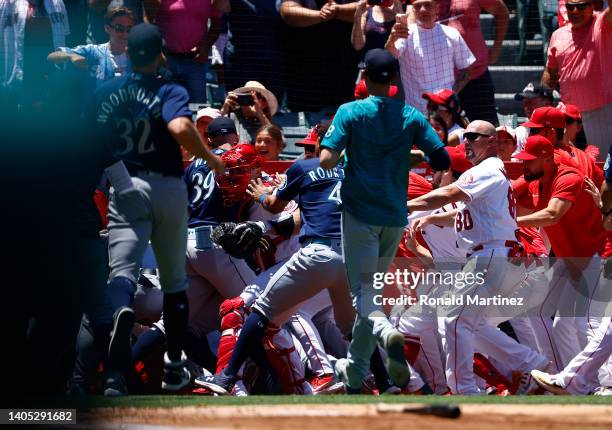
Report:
605,154,610,173
457,173,474,185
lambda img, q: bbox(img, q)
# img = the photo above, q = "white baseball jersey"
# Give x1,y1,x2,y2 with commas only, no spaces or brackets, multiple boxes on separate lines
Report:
408,203,465,259
453,157,518,251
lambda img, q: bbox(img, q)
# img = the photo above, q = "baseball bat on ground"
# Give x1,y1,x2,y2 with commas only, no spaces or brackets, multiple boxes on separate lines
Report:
376,403,461,419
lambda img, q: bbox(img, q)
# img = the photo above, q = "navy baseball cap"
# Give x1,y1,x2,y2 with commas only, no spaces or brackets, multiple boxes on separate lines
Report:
514,82,554,101
207,116,237,137
358,49,398,83
128,23,164,66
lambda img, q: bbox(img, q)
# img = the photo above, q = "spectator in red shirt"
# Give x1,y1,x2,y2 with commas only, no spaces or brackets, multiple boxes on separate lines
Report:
523,106,604,186
436,0,510,125
542,2,611,160
558,102,599,161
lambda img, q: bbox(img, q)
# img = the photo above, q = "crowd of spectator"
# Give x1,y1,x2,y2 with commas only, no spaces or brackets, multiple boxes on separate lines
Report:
1,0,609,152
1,0,610,402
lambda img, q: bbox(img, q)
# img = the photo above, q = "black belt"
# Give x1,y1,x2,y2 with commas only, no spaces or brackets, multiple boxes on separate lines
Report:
135,169,180,178
165,49,197,59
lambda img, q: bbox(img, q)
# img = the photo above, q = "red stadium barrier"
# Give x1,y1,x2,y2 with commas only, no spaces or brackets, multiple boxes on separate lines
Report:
187,160,605,181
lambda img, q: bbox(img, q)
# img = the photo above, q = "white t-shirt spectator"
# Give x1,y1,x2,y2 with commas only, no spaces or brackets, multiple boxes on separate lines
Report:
448,123,465,142
395,23,475,113
514,126,529,155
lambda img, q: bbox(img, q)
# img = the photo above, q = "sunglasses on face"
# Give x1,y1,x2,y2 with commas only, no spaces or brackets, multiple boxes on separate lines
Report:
109,24,133,33
529,128,543,136
565,118,581,125
428,103,448,112
566,2,592,11
463,132,491,141
304,146,316,153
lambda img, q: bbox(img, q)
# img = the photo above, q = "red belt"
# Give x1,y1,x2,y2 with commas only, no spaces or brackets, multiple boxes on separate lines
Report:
471,240,519,253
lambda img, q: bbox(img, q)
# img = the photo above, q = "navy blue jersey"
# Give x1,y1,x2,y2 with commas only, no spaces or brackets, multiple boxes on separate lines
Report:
92,72,191,177
184,149,242,228
276,158,344,240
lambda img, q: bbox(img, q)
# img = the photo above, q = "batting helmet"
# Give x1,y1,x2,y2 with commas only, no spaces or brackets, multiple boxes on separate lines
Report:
216,144,262,206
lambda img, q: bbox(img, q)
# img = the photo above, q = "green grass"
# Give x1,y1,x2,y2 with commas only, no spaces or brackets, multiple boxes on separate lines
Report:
20,394,612,410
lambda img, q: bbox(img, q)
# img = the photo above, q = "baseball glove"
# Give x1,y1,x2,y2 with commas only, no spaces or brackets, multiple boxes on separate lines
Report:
211,221,265,259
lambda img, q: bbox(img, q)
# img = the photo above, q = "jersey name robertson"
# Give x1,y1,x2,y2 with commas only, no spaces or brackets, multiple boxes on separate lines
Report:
276,158,344,240
306,167,343,182
453,157,518,250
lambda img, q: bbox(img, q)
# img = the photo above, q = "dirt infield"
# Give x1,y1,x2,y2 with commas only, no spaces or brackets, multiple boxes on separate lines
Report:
83,403,612,430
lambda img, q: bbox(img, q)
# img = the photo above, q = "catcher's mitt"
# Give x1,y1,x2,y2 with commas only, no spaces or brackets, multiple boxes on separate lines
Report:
211,221,266,259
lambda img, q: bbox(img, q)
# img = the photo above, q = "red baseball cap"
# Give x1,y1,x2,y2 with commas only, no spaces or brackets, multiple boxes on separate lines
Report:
296,126,319,147
354,79,398,100
422,89,454,105
558,103,581,120
522,106,566,129
446,144,473,173
514,135,555,161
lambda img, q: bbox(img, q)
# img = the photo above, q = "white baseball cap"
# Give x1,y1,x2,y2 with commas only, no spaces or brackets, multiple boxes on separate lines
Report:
196,107,221,122
496,125,516,142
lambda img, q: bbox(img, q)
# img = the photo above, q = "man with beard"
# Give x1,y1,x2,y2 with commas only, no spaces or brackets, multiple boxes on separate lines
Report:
514,135,608,372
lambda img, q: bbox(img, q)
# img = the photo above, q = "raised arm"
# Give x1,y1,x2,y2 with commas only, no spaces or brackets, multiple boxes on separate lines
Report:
168,117,224,173
351,1,368,51
483,0,509,65
280,0,327,27
47,51,88,69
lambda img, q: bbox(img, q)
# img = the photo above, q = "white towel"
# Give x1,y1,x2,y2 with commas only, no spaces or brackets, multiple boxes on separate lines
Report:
0,0,69,89
0,0,19,88
43,0,70,48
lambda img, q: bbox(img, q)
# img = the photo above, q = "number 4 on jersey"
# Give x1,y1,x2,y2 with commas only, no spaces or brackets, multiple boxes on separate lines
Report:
328,181,342,205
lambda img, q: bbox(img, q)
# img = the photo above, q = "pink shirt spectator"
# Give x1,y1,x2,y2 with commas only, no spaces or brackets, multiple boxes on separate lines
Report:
547,11,612,112
438,0,497,80
156,0,217,53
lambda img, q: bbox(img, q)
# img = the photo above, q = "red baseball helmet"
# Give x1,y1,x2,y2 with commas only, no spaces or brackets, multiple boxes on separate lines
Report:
216,144,262,206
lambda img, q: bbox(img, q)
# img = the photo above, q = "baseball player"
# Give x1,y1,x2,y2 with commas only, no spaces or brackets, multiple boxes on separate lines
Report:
531,317,612,395
530,164,612,394
401,147,548,395
91,23,223,395
193,136,358,395
514,135,610,379
319,48,451,393
407,121,541,395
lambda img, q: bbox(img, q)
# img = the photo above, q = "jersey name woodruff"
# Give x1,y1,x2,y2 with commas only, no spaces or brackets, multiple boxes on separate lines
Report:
96,84,162,124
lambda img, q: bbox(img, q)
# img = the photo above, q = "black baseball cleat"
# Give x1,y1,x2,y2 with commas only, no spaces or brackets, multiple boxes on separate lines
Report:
108,306,135,370
194,371,236,396
384,330,411,388
103,370,128,397
162,352,192,391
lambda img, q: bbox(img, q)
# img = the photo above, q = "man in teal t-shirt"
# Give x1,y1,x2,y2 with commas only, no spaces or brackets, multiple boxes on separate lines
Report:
320,48,450,393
